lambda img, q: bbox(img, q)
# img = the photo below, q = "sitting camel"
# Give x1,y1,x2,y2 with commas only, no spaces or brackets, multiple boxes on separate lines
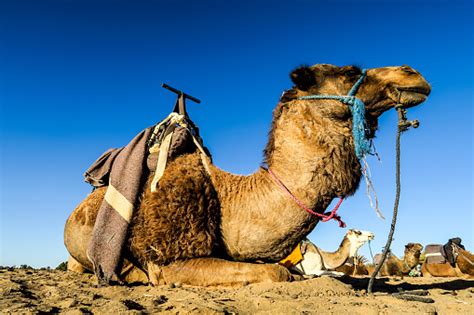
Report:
335,254,369,276
64,64,431,286
368,243,423,277
422,239,474,278
280,229,374,277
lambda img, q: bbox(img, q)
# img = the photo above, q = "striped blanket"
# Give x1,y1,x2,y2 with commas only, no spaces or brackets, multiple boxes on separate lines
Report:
85,114,208,284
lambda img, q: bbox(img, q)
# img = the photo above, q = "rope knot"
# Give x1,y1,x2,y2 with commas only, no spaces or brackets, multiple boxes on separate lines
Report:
343,96,356,106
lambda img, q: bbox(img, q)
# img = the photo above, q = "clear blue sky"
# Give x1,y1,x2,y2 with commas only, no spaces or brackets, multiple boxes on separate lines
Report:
1,0,472,268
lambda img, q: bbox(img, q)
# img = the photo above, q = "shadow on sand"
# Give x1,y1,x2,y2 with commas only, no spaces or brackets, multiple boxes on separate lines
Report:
337,275,474,293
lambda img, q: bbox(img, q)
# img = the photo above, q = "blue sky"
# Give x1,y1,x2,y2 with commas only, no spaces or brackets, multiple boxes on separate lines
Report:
1,0,472,267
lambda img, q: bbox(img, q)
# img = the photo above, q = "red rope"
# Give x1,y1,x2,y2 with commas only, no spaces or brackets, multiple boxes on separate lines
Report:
266,167,346,228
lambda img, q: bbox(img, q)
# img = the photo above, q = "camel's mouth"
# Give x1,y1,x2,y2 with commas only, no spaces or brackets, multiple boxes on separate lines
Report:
393,86,431,108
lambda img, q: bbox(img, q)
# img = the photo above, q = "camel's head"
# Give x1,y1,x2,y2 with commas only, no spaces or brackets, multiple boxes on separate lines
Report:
288,63,431,133
404,242,424,266
346,229,375,257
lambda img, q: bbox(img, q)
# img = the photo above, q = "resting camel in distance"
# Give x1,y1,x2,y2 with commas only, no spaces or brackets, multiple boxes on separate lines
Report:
282,229,374,277
368,243,423,277
422,241,474,278
335,254,369,276
64,63,431,286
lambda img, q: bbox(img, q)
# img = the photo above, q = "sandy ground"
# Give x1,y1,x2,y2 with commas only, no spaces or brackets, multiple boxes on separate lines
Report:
1,266,473,314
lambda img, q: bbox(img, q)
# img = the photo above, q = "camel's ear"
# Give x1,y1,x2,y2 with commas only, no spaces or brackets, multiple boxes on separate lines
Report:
290,66,316,91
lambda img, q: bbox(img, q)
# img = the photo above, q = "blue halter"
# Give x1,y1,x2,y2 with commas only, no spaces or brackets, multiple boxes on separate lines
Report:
297,69,370,160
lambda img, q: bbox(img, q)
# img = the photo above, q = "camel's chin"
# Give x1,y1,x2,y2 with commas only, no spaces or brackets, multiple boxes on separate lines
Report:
394,89,429,108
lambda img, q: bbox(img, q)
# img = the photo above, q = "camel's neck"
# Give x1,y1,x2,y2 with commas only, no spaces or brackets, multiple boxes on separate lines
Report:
265,101,362,206
210,101,364,262
402,253,419,272
318,236,354,269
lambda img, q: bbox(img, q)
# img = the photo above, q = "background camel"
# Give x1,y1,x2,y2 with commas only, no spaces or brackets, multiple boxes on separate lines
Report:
65,63,431,286
422,246,474,278
286,229,374,277
368,243,423,277
335,254,369,276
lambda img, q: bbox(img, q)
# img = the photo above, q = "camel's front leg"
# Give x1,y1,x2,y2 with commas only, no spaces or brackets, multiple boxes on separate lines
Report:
147,258,292,287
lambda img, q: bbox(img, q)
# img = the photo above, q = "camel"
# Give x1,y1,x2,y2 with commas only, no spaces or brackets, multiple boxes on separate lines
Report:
368,243,423,277
335,254,369,276
283,229,374,277
64,63,431,286
422,244,474,278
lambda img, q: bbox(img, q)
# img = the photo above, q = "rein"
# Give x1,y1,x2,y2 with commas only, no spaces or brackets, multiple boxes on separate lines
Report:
367,104,419,293
265,167,346,228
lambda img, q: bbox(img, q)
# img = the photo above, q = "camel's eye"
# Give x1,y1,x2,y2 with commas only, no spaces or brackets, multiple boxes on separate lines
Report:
354,230,361,235
345,67,362,77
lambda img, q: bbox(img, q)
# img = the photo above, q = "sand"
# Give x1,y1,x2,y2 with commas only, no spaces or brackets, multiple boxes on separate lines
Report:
1,266,473,314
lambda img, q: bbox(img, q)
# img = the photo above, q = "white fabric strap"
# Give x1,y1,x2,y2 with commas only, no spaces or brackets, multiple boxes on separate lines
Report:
424,253,443,257
104,184,134,223
151,130,173,192
150,112,211,192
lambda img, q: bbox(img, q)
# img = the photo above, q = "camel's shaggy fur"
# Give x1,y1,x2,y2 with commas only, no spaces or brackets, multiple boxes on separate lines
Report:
65,152,221,274
65,64,431,286
128,153,221,267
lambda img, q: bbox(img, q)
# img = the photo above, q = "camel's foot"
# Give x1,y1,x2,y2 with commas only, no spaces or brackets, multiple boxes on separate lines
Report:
67,256,87,273
67,255,148,284
292,274,307,281
147,258,292,287
421,270,433,277
120,260,148,284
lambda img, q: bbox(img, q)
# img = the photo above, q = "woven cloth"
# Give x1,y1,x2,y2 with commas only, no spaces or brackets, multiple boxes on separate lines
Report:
86,127,153,284
424,244,447,265
85,116,209,284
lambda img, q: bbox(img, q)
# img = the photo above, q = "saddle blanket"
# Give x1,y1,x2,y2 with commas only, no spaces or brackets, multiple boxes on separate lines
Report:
424,244,447,264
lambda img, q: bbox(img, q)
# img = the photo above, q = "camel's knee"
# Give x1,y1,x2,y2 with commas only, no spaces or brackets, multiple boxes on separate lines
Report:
67,256,87,273
121,266,148,284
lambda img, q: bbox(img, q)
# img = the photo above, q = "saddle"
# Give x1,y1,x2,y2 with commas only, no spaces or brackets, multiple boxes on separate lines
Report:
85,85,211,284
424,237,465,267
424,244,447,264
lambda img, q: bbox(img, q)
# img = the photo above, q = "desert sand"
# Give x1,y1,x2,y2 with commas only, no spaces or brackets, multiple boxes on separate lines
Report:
1,266,473,314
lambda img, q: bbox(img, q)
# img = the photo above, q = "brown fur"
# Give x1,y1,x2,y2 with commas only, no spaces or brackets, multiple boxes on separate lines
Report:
147,258,291,287
422,248,474,278
335,255,369,276
369,243,423,276
128,153,220,267
65,152,221,273
65,64,431,286
336,263,369,276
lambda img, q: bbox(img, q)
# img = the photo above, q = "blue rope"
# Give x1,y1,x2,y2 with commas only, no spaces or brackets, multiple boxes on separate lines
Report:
297,69,370,160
